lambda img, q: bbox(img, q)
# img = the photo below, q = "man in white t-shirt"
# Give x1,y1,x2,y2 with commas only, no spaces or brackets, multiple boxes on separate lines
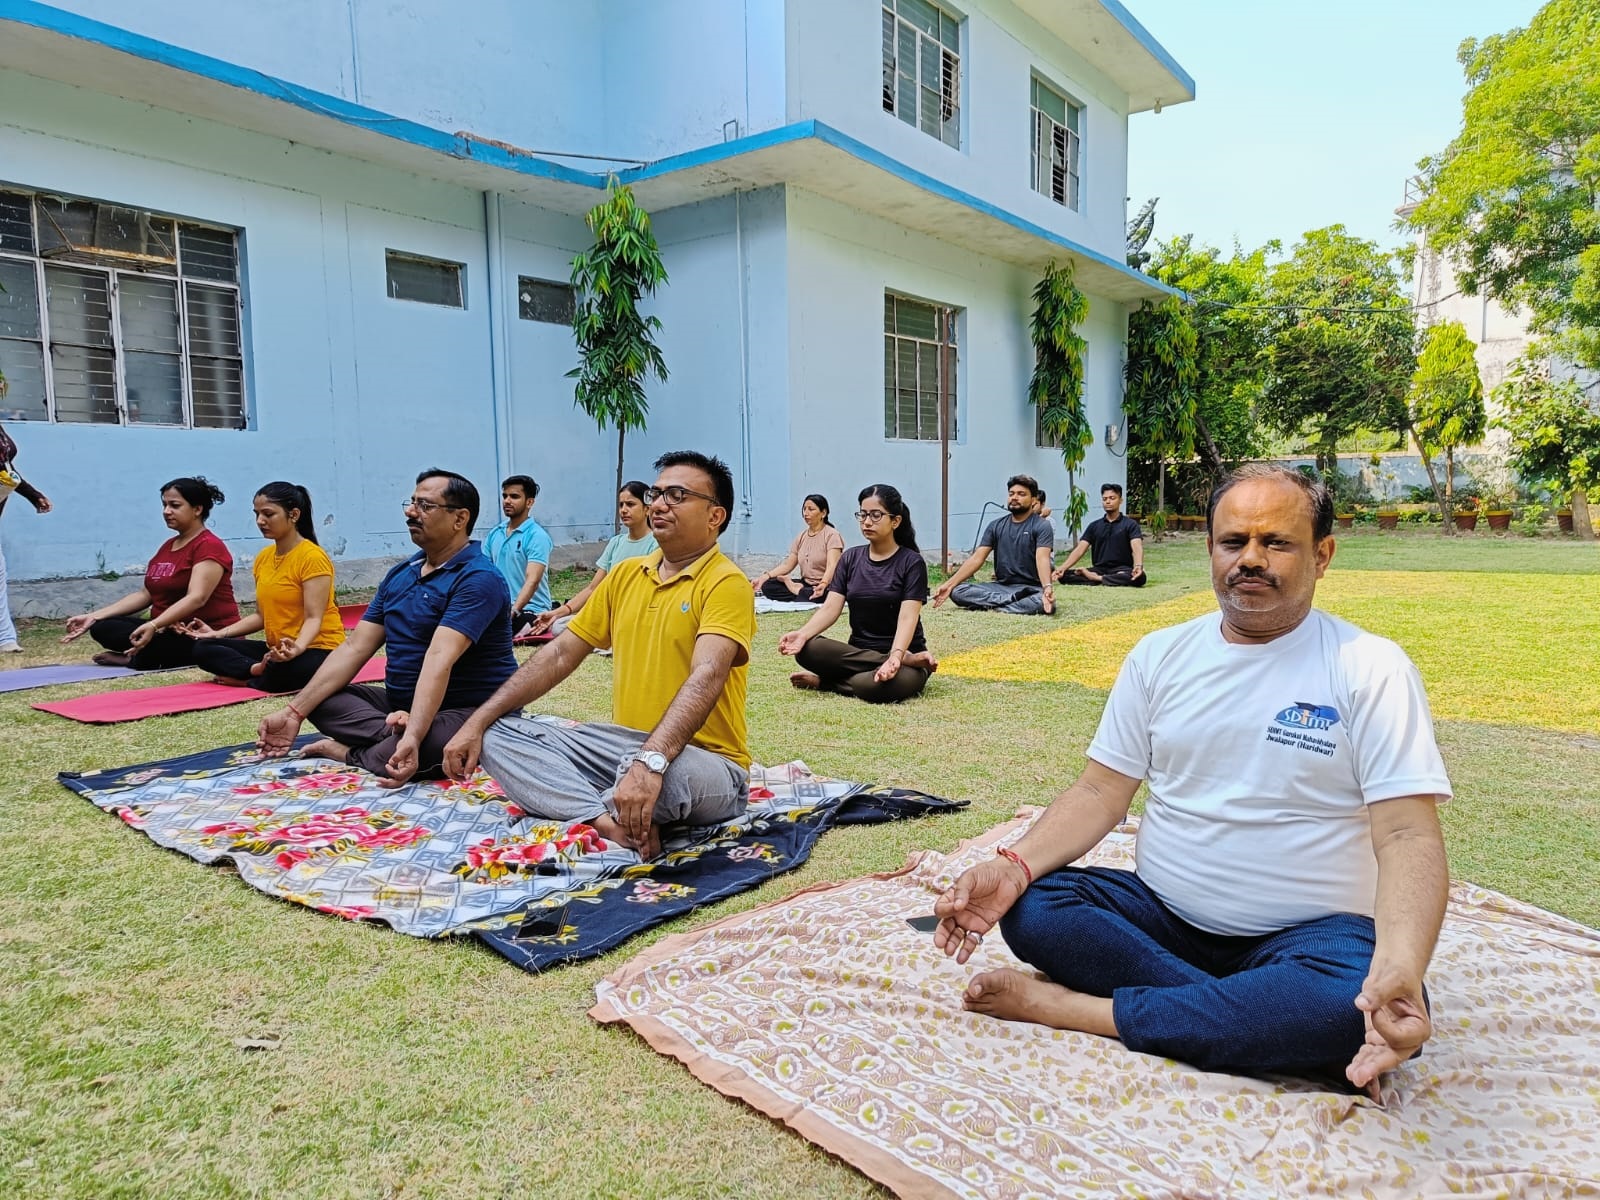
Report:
933,464,1451,1095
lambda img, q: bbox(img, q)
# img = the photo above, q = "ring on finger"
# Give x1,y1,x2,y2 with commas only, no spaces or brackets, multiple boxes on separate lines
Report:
965,930,983,943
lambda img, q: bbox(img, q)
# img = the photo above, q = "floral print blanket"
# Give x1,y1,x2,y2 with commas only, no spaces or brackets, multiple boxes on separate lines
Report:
59,722,965,972
593,814,1600,1200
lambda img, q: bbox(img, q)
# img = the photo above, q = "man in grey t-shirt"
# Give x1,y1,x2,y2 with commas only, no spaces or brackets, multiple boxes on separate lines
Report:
931,475,1056,615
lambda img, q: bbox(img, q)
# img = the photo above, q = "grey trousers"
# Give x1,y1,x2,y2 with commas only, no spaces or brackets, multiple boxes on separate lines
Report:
794,635,928,704
478,716,749,827
307,683,475,779
950,581,1049,615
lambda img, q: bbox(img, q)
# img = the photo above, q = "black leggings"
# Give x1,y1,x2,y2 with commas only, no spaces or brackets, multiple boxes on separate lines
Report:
89,616,201,670
191,637,332,693
759,577,824,603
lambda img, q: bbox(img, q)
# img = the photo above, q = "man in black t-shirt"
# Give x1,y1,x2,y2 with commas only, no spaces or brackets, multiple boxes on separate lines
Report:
1055,483,1146,587
931,475,1056,615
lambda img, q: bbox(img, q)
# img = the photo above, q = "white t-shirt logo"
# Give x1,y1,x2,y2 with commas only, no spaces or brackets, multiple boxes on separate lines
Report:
1266,702,1341,759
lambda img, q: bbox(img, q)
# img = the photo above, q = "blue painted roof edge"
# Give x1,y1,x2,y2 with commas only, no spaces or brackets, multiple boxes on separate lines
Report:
0,0,602,187
1097,0,1196,100
2,0,1177,297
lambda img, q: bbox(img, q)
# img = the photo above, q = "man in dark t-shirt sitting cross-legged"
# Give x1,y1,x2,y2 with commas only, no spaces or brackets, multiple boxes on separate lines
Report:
932,474,1057,615
1056,483,1146,587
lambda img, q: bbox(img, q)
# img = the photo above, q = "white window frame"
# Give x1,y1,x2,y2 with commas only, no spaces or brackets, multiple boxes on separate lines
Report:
1030,76,1082,211
0,186,245,429
884,293,960,443
882,0,962,149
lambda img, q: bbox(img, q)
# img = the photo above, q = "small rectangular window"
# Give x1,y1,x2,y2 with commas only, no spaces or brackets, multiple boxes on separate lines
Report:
883,293,958,442
385,251,465,308
518,276,576,325
1030,76,1082,210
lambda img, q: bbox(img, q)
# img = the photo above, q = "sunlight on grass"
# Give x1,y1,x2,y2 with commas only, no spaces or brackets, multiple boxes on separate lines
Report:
940,571,1600,732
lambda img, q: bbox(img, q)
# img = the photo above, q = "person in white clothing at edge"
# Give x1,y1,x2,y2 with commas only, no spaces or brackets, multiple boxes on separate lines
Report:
933,463,1452,1097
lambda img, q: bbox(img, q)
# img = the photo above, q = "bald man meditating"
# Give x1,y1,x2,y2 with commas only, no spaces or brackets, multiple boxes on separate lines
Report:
935,464,1451,1096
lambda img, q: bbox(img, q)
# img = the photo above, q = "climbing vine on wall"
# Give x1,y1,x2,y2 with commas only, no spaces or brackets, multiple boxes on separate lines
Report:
1029,261,1092,535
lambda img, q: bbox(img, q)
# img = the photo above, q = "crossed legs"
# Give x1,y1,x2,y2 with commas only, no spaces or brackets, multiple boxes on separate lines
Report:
972,865,1377,1080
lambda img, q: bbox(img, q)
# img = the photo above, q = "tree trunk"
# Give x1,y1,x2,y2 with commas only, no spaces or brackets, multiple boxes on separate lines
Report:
614,426,625,534
1411,424,1451,535
1157,460,1166,521
1193,413,1226,481
1573,487,1596,541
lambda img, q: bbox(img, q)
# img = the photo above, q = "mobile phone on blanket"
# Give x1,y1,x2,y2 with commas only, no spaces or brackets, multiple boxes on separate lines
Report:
905,914,941,933
516,905,570,939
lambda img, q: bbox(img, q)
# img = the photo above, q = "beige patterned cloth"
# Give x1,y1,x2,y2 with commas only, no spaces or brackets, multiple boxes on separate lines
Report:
592,815,1600,1199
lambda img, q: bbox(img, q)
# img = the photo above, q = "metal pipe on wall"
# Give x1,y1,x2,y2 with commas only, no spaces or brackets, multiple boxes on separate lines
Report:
483,189,514,482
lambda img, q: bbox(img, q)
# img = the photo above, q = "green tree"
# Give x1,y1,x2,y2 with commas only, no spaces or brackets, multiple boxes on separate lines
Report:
1123,295,1199,519
1028,261,1092,535
1495,356,1600,539
1409,320,1486,529
568,181,669,515
1259,226,1415,471
1406,0,1600,368
1148,236,1272,474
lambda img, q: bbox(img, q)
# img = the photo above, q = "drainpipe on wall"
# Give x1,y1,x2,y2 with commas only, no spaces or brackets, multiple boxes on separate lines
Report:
733,187,755,526
484,189,514,482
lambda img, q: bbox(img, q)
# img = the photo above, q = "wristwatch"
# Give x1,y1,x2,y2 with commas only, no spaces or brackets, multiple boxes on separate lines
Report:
622,750,669,776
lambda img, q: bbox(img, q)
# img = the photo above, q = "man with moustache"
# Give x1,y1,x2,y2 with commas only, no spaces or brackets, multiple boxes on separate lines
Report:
257,469,516,786
931,474,1056,615
442,451,755,858
933,464,1452,1097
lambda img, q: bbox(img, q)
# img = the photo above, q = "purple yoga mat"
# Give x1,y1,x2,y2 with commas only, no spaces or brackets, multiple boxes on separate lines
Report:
0,662,147,694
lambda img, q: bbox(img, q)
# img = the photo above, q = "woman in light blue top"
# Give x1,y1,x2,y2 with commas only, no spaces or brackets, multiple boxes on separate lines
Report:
525,481,658,636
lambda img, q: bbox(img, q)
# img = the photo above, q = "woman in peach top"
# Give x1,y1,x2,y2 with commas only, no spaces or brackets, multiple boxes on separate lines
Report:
752,494,844,604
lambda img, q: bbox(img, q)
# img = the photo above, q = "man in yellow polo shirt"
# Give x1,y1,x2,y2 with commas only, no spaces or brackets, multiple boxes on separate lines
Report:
443,451,754,858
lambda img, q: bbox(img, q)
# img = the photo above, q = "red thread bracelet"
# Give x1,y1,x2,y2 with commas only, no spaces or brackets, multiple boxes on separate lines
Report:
996,846,1033,886
285,702,306,722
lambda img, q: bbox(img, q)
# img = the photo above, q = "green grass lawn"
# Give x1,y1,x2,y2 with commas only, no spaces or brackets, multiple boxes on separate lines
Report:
1,531,1596,1199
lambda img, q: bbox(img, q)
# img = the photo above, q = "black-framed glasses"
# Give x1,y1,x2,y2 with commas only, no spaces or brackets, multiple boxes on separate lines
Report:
854,509,891,523
644,485,719,508
402,497,463,514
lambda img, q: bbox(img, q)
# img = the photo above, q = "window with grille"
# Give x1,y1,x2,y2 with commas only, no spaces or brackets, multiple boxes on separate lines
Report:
1030,77,1082,210
0,187,245,428
882,0,961,149
385,251,465,307
883,294,959,442
517,276,576,325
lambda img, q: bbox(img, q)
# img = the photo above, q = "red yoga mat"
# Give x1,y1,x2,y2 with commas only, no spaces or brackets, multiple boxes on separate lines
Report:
33,658,389,724
339,603,368,629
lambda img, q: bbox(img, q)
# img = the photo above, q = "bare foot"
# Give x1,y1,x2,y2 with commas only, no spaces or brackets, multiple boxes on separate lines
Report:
210,675,249,687
789,671,822,690
298,737,351,764
963,968,1119,1037
590,813,653,855
902,650,939,674
92,651,133,668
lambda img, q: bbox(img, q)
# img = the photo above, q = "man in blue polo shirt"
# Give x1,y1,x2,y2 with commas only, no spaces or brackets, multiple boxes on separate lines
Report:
483,474,553,634
257,468,516,786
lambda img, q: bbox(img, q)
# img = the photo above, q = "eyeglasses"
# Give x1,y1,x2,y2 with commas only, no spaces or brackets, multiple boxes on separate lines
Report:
402,497,463,514
643,485,719,508
854,510,891,523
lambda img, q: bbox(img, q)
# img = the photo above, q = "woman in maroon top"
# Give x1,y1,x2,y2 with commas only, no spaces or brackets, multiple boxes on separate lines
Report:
61,477,240,669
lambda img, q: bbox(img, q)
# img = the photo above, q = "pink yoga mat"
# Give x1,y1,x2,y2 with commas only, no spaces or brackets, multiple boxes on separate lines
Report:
339,604,368,629
33,658,388,724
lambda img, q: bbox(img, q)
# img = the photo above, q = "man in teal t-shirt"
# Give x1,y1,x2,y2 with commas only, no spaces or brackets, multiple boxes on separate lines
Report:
483,474,553,632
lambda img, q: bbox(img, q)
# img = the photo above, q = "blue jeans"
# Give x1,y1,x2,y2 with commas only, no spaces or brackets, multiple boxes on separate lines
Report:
999,866,1379,1080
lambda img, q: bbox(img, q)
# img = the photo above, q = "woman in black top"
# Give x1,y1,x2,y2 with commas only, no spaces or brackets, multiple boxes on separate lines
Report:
778,483,935,703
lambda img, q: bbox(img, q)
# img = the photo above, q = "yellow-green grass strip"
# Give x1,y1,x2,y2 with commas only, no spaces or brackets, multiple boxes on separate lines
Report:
940,571,1600,733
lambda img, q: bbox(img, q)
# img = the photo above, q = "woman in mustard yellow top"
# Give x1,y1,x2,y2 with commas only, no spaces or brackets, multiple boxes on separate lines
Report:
182,482,345,692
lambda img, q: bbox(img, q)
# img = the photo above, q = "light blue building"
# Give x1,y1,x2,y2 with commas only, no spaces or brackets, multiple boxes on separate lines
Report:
0,0,1192,583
